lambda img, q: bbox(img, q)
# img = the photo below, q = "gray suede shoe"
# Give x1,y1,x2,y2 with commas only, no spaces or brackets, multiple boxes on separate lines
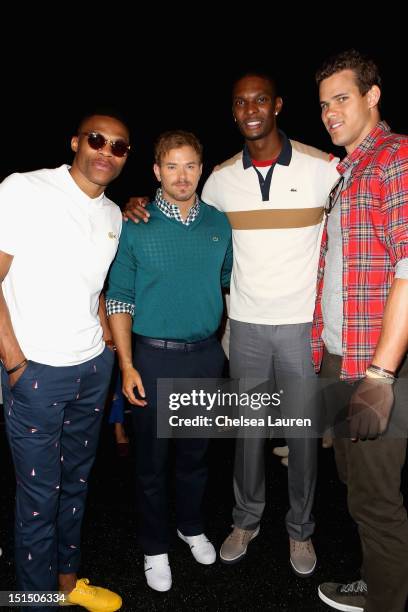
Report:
220,525,260,564
289,537,316,577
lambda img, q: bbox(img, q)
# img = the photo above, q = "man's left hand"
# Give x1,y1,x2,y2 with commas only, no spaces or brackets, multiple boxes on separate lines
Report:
122,196,150,223
348,376,394,441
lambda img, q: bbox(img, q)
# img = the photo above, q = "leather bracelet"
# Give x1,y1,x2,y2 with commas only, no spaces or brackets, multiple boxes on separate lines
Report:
6,358,28,375
369,363,396,377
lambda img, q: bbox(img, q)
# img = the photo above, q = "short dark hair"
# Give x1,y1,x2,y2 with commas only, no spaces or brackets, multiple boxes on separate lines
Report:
76,107,130,135
315,49,381,95
154,130,203,165
232,70,279,99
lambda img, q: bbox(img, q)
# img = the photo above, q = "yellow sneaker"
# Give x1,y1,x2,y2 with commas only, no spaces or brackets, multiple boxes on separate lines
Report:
64,578,122,612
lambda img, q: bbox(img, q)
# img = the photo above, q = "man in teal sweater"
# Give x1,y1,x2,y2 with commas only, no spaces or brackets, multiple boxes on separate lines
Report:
106,130,232,592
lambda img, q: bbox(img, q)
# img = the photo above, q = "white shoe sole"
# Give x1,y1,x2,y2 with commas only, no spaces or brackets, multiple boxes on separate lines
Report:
290,556,316,578
219,526,260,564
146,581,172,592
318,586,364,612
145,571,172,592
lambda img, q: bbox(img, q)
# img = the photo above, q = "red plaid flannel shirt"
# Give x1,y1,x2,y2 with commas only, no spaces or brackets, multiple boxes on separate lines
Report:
311,122,408,380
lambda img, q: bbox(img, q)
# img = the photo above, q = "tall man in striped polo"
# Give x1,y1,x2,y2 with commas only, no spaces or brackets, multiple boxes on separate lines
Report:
202,72,339,575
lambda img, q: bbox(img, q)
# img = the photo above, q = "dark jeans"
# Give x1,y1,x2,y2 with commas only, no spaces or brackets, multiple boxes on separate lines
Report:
320,350,408,612
131,335,225,555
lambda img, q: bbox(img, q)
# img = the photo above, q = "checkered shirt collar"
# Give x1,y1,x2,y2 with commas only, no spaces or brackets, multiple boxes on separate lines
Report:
154,188,200,225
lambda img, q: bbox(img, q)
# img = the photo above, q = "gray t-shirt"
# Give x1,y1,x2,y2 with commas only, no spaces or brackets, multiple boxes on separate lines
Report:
321,179,344,356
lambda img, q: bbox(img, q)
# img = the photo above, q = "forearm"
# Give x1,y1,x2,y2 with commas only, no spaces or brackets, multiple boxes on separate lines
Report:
0,287,25,369
98,294,112,341
108,313,134,369
371,278,408,372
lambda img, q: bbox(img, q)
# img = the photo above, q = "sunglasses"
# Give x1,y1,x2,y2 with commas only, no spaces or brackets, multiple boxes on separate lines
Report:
81,131,130,158
325,175,345,216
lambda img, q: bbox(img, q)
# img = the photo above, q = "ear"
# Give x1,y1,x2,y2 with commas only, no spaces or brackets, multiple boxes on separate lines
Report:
367,85,381,109
153,163,161,182
274,96,283,117
198,163,203,178
71,136,79,153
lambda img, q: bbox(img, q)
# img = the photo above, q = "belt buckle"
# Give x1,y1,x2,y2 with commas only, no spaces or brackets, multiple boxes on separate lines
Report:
166,340,185,351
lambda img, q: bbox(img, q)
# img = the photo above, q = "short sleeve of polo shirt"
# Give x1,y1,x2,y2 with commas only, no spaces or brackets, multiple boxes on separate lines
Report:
201,172,222,211
0,173,27,256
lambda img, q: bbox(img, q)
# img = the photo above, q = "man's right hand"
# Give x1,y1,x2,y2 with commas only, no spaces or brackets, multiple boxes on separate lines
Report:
121,365,147,406
123,196,150,224
8,360,29,388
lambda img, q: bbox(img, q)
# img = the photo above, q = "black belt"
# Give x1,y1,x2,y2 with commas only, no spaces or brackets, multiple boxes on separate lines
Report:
134,334,216,352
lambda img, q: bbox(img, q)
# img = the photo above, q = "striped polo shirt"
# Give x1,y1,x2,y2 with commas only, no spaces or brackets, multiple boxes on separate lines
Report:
202,132,339,325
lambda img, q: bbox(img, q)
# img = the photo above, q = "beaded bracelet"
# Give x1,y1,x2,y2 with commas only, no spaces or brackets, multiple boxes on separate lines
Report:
366,366,395,383
369,364,396,377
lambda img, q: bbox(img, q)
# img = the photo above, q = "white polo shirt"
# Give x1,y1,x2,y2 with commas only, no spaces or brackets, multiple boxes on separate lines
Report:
202,135,339,325
0,165,122,366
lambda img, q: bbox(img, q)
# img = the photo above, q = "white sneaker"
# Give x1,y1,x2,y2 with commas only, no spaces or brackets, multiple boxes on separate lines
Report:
144,554,172,592
177,530,216,565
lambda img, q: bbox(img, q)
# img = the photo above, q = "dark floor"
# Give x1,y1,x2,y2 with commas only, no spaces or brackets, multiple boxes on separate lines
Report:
0,406,407,612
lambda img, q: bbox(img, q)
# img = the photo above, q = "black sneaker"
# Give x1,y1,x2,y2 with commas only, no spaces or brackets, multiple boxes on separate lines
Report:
318,579,367,611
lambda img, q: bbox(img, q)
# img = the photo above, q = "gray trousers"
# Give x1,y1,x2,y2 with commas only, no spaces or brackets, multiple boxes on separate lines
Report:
230,320,317,540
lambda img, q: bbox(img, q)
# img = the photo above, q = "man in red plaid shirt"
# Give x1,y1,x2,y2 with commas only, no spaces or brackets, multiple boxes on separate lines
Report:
312,50,408,612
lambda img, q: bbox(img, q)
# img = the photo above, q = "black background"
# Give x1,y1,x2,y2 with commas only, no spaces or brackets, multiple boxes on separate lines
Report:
2,21,406,207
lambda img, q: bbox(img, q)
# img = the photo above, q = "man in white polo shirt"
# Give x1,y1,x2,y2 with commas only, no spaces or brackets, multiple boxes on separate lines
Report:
0,112,129,611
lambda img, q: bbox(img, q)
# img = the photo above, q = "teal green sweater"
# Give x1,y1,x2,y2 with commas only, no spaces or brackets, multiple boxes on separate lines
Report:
107,202,233,341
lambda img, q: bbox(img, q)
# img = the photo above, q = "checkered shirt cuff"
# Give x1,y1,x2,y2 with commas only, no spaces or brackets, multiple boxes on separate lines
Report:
106,298,135,317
